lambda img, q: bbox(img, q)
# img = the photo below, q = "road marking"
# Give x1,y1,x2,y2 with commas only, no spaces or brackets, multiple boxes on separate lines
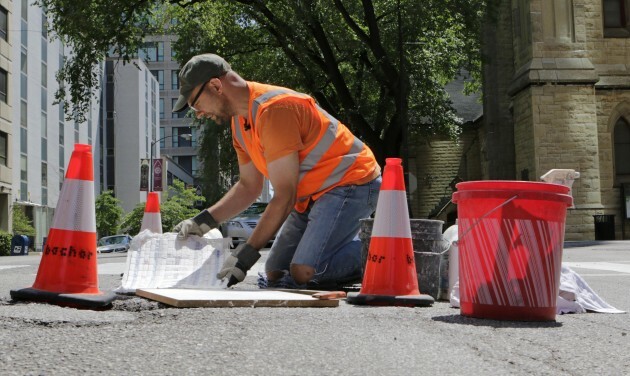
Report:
98,262,127,275
563,262,630,274
0,265,29,271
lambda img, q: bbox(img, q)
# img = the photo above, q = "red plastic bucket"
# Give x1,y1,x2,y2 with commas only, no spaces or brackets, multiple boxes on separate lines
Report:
452,181,573,321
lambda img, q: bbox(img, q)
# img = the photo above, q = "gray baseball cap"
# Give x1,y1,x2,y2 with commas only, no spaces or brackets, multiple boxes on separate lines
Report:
172,53,231,113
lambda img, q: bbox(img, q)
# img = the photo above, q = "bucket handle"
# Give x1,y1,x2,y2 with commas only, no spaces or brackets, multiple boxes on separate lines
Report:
452,195,518,247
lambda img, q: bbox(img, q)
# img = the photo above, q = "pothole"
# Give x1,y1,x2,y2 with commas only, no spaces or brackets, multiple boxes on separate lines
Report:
112,295,166,312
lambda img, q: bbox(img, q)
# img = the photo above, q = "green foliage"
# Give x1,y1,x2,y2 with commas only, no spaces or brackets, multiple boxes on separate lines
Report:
196,118,237,205
37,0,162,122
118,204,145,236
42,0,490,165
0,231,11,256
12,206,35,237
95,190,124,237
119,180,204,235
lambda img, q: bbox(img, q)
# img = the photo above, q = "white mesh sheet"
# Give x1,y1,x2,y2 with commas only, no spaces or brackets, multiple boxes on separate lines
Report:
117,229,230,293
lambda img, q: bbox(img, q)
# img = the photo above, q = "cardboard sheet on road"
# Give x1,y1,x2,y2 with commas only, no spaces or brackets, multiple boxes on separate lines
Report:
136,289,340,308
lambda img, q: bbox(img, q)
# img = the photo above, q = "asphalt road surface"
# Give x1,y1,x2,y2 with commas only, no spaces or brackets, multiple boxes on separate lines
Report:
1,241,629,375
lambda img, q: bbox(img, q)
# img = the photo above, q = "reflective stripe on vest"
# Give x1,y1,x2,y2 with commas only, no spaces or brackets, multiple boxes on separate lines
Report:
232,115,248,155
301,106,365,192
234,90,366,194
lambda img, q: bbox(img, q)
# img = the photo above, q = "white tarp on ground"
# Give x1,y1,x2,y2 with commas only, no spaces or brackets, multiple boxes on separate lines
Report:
449,265,625,314
116,230,230,294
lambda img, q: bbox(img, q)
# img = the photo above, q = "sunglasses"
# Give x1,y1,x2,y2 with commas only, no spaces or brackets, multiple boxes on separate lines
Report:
188,80,211,112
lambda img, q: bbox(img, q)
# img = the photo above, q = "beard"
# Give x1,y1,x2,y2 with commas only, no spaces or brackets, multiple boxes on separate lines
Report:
209,98,234,126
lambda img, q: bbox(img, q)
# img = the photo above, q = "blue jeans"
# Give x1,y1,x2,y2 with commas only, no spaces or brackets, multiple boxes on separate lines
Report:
265,176,381,287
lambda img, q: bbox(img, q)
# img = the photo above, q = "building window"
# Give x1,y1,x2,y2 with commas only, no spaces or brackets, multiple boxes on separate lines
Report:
41,12,48,39
140,41,164,62
41,162,48,185
21,74,27,100
614,117,630,182
0,131,7,166
543,0,574,42
42,112,47,136
159,98,164,119
151,70,164,90
0,69,6,103
41,62,47,87
20,155,27,182
21,0,28,21
42,112,48,162
172,127,193,147
59,122,64,144
21,101,27,127
192,156,199,177
171,98,187,119
603,0,630,37
0,6,8,41
20,182,27,201
21,52,27,74
41,138,47,162
20,128,27,153
59,146,64,171
171,70,179,90
41,89,47,111
21,19,27,47
41,34,47,60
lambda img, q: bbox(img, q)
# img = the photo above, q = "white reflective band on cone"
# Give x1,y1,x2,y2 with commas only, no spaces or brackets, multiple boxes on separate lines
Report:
141,213,163,233
51,179,96,233
371,190,412,238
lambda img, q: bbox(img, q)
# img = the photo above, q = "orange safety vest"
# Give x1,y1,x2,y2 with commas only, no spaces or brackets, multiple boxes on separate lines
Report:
231,82,380,212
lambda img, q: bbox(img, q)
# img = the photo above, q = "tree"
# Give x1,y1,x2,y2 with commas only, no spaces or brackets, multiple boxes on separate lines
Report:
197,117,238,205
119,180,204,235
40,0,488,165
12,206,35,237
95,190,124,237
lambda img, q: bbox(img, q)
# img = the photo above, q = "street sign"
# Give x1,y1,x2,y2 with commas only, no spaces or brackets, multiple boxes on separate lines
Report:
140,159,149,191
153,159,163,191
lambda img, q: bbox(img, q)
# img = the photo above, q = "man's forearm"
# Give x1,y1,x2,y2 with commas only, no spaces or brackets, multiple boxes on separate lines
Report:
246,194,295,250
208,180,260,223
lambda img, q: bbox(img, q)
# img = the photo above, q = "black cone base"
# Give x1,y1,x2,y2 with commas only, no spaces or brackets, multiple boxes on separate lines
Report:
346,292,434,307
10,287,117,310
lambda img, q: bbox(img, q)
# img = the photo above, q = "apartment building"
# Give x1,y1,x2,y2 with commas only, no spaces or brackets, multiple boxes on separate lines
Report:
6,0,99,248
0,0,11,233
99,58,160,213
142,35,197,190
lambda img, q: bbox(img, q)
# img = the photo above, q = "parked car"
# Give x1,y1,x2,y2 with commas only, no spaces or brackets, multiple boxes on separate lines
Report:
97,234,133,253
220,202,276,247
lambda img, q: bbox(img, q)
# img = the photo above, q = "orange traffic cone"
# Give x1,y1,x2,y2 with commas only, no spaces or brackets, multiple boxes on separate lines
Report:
140,192,162,233
347,158,434,307
11,144,115,309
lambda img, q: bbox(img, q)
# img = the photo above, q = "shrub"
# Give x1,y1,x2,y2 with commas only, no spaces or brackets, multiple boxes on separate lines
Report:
0,231,12,256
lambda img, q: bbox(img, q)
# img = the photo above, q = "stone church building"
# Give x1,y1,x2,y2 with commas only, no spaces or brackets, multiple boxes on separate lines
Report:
410,0,630,241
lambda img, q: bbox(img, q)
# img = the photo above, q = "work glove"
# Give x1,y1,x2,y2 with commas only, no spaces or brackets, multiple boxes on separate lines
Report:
217,243,261,287
173,210,218,239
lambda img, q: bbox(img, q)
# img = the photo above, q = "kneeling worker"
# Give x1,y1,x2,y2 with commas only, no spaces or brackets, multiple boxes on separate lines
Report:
172,53,381,288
